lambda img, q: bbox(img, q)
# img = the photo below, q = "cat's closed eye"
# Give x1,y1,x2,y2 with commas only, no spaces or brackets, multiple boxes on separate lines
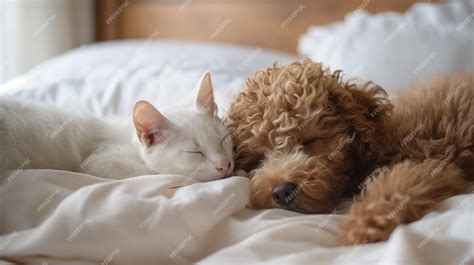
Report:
185,150,204,156
302,135,331,146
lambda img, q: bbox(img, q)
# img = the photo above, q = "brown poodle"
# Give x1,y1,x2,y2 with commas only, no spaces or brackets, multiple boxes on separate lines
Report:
226,59,473,245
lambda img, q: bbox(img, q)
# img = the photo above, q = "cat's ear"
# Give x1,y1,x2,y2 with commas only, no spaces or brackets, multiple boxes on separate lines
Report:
133,100,171,147
195,72,218,116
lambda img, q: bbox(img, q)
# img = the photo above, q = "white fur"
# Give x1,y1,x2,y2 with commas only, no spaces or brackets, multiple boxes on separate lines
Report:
0,74,234,181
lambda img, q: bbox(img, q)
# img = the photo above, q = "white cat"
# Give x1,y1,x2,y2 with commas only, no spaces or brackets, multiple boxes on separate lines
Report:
0,72,234,181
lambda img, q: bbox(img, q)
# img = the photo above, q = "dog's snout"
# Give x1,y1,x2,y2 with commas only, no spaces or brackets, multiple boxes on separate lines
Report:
272,182,298,206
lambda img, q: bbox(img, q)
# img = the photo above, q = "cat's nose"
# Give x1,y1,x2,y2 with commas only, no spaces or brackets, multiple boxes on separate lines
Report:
216,160,231,175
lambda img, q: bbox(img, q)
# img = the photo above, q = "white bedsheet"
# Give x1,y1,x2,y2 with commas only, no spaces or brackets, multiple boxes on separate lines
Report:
0,170,472,264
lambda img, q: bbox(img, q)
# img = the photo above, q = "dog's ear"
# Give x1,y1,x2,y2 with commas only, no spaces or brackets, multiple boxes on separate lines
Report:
331,79,393,161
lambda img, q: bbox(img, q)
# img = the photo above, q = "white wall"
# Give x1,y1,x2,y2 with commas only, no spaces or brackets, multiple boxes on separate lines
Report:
0,0,95,83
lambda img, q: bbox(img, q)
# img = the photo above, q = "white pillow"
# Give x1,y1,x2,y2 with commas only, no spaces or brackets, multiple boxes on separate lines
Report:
299,0,474,92
1,40,297,117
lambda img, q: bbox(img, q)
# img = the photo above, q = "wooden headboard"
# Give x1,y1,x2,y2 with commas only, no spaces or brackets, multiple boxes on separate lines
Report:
96,0,420,54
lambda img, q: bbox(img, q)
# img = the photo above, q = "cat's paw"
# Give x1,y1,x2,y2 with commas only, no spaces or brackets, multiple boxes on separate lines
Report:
233,169,248,178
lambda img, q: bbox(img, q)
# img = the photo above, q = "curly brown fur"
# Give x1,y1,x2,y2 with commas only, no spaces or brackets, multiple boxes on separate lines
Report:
339,159,468,245
226,59,473,245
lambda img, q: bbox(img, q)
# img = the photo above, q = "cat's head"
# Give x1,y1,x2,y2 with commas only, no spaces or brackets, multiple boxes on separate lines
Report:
132,72,234,181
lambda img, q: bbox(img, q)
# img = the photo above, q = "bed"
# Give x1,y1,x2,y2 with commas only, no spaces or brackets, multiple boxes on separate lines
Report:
1,1,473,264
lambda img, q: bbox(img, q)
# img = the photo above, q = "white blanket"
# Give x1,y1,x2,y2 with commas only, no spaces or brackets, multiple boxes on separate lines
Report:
1,170,472,264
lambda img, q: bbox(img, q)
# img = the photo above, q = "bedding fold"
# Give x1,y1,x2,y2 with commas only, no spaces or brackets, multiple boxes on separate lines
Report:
0,170,250,264
0,169,473,264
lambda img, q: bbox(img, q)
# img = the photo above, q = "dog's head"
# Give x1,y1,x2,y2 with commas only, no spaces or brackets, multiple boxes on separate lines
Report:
226,59,392,213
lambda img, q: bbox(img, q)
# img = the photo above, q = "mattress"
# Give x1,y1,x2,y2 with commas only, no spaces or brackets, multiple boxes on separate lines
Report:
0,41,473,265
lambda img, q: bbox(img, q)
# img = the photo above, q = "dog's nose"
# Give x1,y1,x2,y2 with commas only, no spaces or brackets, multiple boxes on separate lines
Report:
272,182,298,206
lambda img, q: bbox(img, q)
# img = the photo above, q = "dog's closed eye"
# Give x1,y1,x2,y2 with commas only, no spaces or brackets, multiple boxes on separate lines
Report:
302,138,318,145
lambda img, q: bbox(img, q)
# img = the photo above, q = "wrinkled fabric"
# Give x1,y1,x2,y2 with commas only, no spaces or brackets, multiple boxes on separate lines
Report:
0,170,472,264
